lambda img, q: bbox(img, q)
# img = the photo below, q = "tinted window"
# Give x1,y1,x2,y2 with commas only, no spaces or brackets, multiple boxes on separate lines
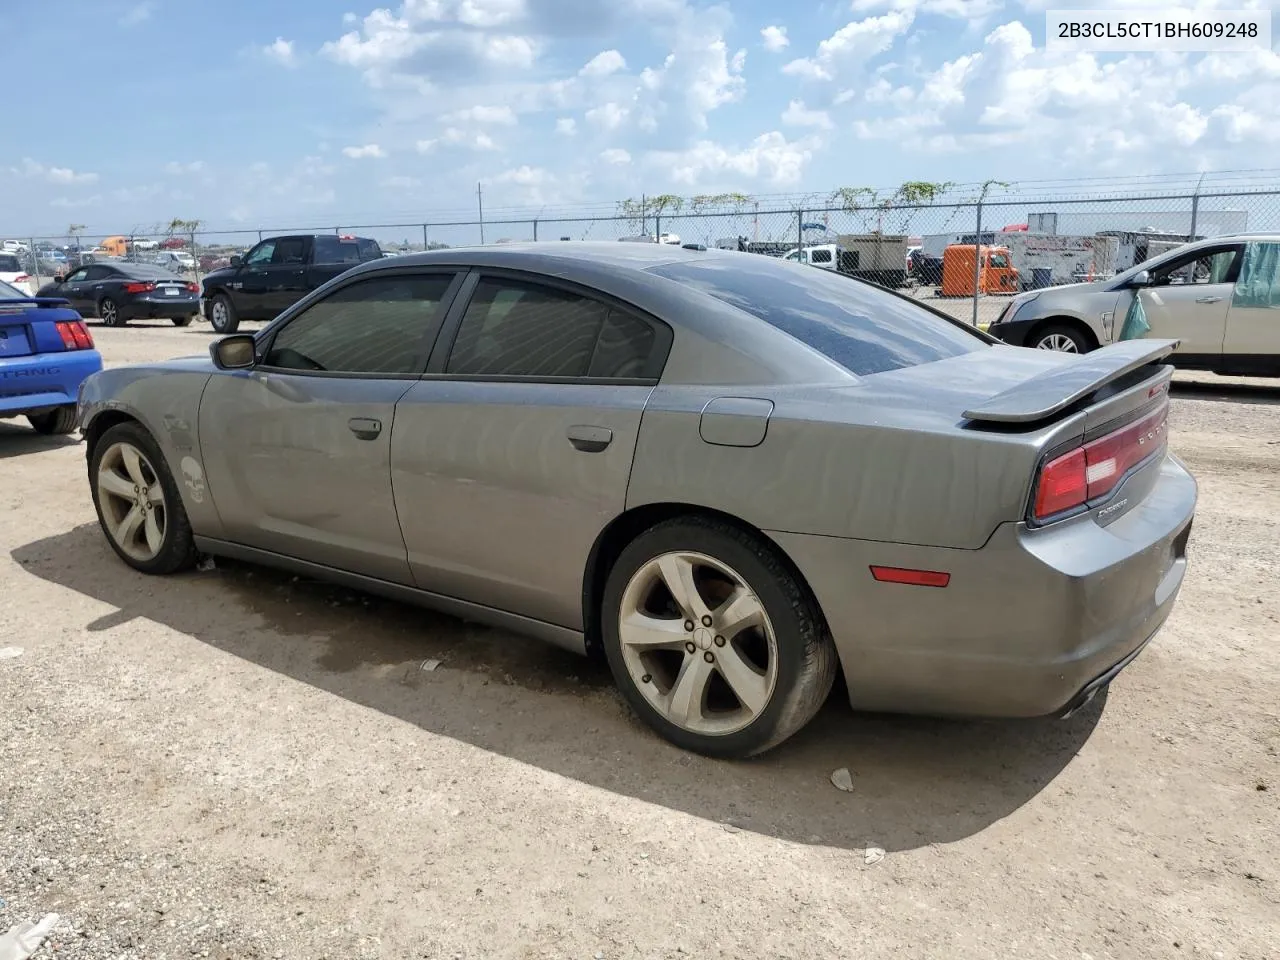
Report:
85,265,116,281
1151,246,1239,286
245,241,276,265
810,249,832,264
274,237,308,265
263,274,454,375
117,264,174,280
648,259,985,377
357,238,382,260
313,235,361,265
446,278,657,379
0,255,21,272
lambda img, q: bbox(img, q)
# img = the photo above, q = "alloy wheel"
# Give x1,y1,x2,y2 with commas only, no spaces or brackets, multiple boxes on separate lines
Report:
96,442,167,562
617,551,778,737
210,300,228,331
1036,333,1079,352
100,300,118,326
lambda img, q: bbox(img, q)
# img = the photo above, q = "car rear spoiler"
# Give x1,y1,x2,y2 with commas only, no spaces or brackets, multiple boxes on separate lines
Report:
0,297,72,308
962,339,1179,424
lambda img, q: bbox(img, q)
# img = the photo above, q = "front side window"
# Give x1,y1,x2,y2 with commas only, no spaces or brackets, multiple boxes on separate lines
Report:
649,258,985,377
810,249,833,264
988,254,1010,269
445,277,658,379
245,242,276,266
63,268,89,283
263,274,455,375
1151,247,1239,286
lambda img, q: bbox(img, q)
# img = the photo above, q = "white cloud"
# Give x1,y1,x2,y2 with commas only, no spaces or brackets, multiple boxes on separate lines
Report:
580,49,626,78
783,12,913,81
342,144,387,158
850,0,1002,17
600,148,632,164
761,26,789,51
782,99,833,130
51,195,102,209
586,101,629,130
440,128,499,150
12,159,98,185
648,132,818,186
495,165,551,185
264,37,297,66
416,139,438,153
441,104,518,124
555,117,577,135
120,2,153,26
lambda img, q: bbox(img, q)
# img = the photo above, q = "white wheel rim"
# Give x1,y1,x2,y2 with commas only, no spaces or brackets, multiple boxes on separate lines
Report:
618,551,778,736
1037,333,1078,352
97,442,167,562
212,301,227,327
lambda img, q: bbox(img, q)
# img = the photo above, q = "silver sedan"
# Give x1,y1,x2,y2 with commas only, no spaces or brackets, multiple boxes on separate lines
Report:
78,243,1197,757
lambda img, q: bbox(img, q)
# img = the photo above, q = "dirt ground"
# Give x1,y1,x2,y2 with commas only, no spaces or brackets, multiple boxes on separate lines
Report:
2,320,1277,960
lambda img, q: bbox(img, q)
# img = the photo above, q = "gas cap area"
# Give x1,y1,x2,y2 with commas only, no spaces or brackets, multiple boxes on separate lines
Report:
698,397,775,448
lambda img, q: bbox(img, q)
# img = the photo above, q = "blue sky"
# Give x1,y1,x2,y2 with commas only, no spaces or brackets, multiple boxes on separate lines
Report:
6,0,1278,236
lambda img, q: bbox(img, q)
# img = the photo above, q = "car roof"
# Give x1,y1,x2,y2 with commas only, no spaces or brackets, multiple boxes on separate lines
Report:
365,240,705,274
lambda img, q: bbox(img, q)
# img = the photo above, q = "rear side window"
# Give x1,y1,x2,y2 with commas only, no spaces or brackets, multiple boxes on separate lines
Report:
314,236,361,264
263,274,455,375
648,258,985,377
357,239,382,261
446,277,658,379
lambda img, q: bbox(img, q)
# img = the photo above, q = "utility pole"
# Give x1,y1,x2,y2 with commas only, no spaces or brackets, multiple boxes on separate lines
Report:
477,182,485,245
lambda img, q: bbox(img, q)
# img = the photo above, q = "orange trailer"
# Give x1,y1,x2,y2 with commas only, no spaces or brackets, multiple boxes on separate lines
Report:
940,244,1020,297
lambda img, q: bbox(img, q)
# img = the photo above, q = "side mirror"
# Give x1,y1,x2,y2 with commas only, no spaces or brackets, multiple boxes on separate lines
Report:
1130,269,1151,287
211,334,257,370
230,255,243,267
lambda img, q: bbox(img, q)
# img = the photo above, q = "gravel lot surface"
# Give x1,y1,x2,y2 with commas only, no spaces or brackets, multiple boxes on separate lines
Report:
2,319,1278,959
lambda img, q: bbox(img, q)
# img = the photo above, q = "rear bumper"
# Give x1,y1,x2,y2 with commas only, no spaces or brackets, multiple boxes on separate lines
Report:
0,350,103,416
123,295,200,320
770,454,1197,718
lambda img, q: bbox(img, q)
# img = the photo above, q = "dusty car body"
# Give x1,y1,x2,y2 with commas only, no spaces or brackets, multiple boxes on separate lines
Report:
78,243,1196,757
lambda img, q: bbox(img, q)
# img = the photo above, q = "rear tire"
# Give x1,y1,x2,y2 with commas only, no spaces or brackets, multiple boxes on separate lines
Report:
98,297,125,327
208,294,240,334
28,406,78,435
171,315,193,327
1030,322,1090,353
89,421,197,575
601,516,837,759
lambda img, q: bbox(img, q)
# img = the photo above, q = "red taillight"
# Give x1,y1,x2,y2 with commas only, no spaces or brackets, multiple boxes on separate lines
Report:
123,281,155,294
185,282,199,293
54,320,94,350
14,274,32,283
1033,403,1169,521
870,566,951,588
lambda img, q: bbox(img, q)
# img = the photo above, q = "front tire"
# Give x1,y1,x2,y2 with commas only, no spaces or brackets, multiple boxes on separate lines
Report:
89,421,197,575
601,517,837,759
1031,322,1090,353
208,294,240,334
28,406,78,435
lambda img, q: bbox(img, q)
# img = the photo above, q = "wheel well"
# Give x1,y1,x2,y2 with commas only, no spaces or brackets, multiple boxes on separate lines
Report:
83,410,141,457
1026,316,1100,351
580,502,829,661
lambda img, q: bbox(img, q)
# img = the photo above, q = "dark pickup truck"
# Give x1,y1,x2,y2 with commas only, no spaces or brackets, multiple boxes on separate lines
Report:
201,233,383,332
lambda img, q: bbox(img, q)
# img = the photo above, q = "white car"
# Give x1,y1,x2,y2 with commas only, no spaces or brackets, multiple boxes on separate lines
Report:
155,250,196,271
2,240,29,255
0,252,35,295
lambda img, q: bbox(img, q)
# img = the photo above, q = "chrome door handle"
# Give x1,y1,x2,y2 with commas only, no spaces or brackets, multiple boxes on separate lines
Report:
567,424,612,453
1195,296,1222,304
348,417,382,440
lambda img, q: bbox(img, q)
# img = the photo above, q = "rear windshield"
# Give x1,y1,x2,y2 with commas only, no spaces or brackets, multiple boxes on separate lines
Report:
648,258,986,376
0,255,22,272
121,263,181,280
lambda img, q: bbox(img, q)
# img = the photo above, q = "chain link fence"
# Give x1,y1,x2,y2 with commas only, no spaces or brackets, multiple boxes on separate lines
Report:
8,186,1278,327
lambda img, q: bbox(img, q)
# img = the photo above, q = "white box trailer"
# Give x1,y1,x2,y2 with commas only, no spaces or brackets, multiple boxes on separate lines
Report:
993,232,1119,288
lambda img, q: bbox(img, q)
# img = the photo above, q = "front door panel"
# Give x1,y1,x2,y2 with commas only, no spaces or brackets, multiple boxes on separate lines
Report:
199,370,415,583
1140,282,1231,356
390,381,651,629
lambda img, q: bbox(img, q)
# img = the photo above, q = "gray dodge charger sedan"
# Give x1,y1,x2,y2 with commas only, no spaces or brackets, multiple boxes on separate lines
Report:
77,243,1196,757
